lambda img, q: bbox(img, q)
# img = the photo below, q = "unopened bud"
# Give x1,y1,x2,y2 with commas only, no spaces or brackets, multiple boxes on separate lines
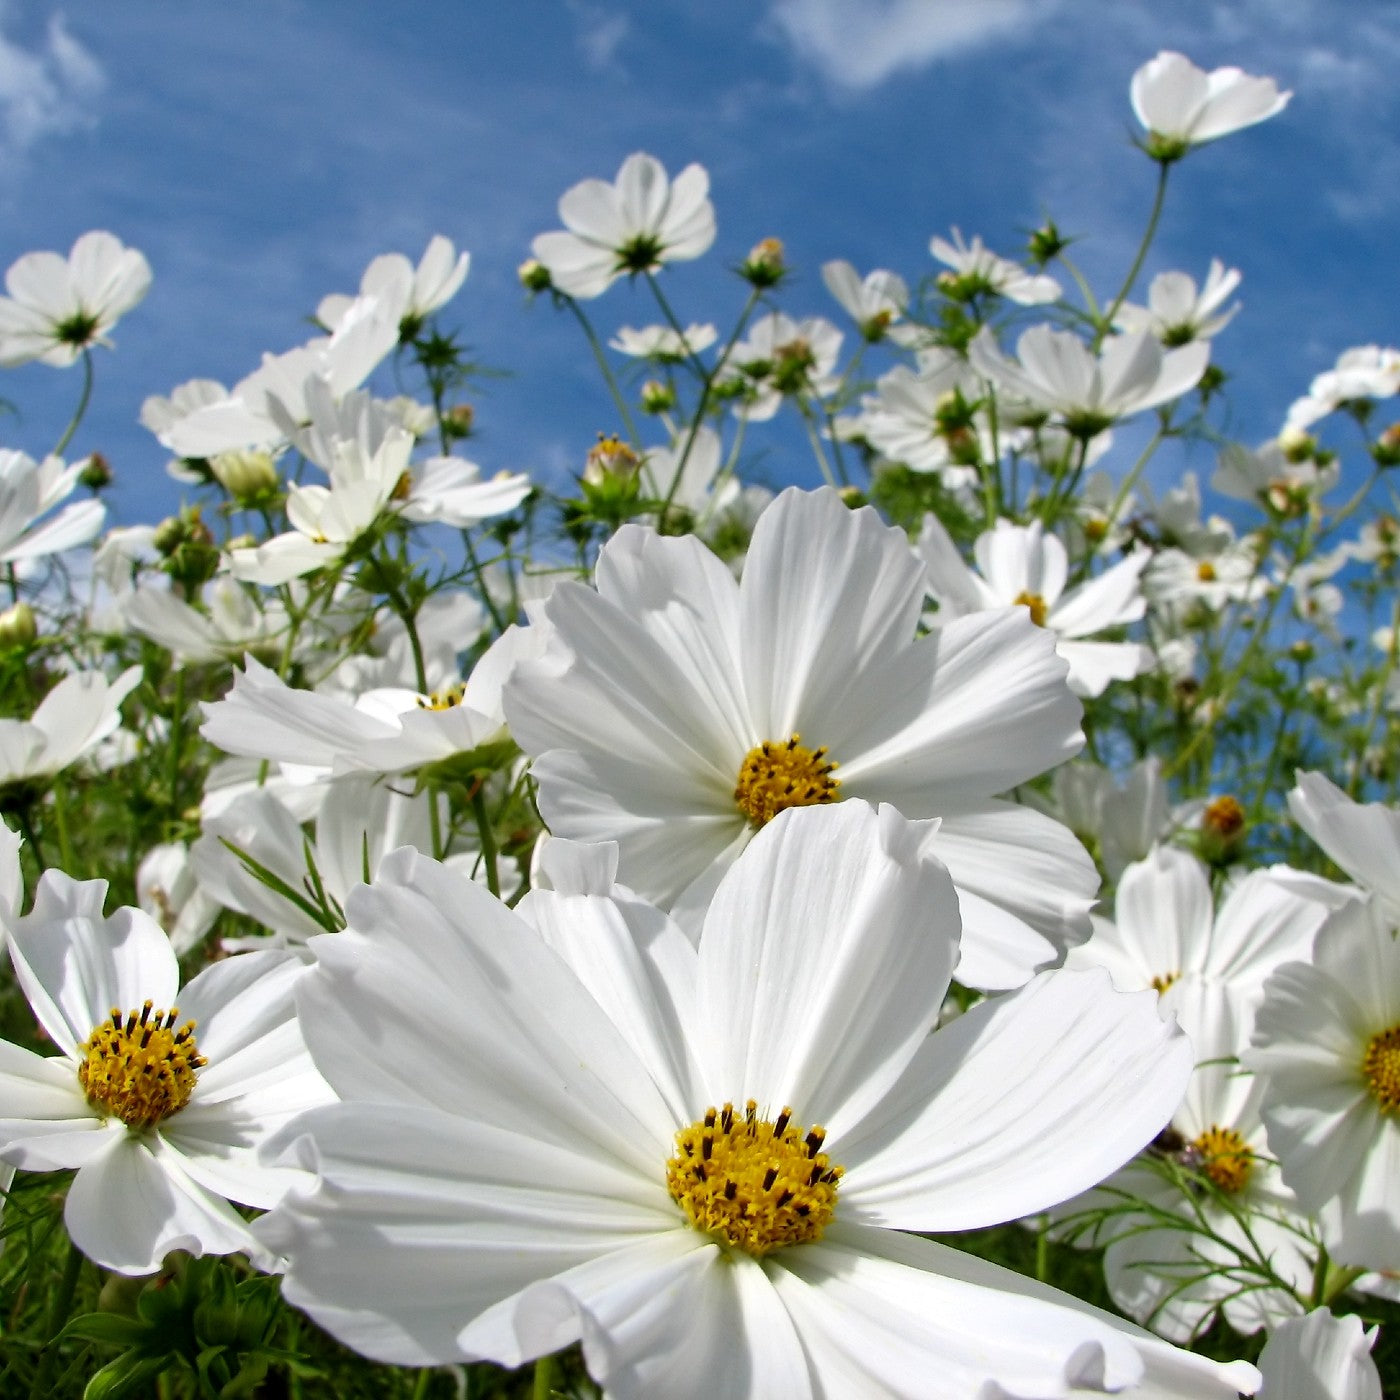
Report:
739,237,787,288
1374,424,1400,468
1027,220,1069,267
518,258,552,292
211,450,279,503
78,452,113,490
0,600,36,650
1198,794,1246,864
443,403,476,440
1278,427,1316,463
640,379,675,414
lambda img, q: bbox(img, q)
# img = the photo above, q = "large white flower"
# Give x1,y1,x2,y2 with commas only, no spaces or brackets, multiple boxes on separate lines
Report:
504,486,1098,989
0,871,331,1273
0,450,105,566
0,231,151,368
259,801,1254,1398
969,325,1209,439
917,514,1152,698
531,152,716,299
0,666,141,789
1247,898,1400,1271
1130,51,1290,158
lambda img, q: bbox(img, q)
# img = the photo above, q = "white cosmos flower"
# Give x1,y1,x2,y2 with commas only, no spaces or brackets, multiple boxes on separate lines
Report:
1130,51,1290,158
1288,771,1400,924
0,231,152,368
0,450,105,565
1285,346,1400,432
0,666,141,789
609,323,718,360
532,152,716,299
969,325,1209,439
917,514,1152,698
136,841,220,955
857,349,988,478
930,227,1061,306
0,871,332,1273
503,486,1097,990
720,312,843,422
820,260,908,340
1255,1309,1382,1400
1213,439,1338,515
258,801,1255,1398
1116,259,1241,345
1246,898,1400,1272
126,576,291,666
317,234,469,337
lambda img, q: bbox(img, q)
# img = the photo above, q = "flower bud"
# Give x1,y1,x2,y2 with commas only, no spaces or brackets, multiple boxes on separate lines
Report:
1026,220,1069,267
1278,427,1317,463
1374,424,1400,468
583,432,641,488
78,452,113,490
739,238,787,288
442,403,476,440
1198,794,1246,865
518,258,552,292
211,450,279,503
640,379,675,414
0,600,36,651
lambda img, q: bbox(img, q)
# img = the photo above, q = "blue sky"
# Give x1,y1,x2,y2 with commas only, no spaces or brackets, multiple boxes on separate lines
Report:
0,0,1396,522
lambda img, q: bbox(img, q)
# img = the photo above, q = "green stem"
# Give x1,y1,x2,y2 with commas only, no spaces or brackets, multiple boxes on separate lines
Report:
28,1238,83,1400
1099,162,1171,341
470,786,501,898
532,1352,560,1400
52,349,94,458
167,669,187,824
562,295,641,447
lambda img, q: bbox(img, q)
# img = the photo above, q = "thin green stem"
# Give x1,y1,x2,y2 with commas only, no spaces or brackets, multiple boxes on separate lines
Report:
52,349,94,458
470,786,501,898
28,1238,83,1400
532,1352,560,1400
1099,162,1171,341
562,295,641,446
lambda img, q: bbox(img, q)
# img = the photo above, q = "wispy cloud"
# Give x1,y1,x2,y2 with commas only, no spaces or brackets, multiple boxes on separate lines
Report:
768,0,1052,91
0,12,103,158
567,1,630,74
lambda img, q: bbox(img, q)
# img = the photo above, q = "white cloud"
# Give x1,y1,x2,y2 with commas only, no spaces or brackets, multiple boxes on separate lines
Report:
769,0,1052,90
0,13,103,156
567,2,629,73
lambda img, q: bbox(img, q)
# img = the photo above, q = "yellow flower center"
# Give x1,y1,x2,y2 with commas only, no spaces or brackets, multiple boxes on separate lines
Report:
416,682,465,711
1362,1025,1400,1113
1192,1125,1253,1195
1196,560,1218,583
733,735,840,829
78,1002,205,1131
1013,590,1048,627
666,1101,842,1257
1150,971,1180,995
1203,795,1245,840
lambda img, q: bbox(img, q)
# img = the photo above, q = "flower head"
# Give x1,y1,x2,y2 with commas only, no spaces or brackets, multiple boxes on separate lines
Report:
1131,52,1290,161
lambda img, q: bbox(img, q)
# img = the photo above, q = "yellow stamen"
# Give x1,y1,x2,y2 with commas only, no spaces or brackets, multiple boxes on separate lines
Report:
1196,560,1218,583
416,682,465,711
666,1101,842,1257
78,1001,204,1130
1013,590,1048,627
1191,1125,1254,1195
734,734,840,829
1203,795,1245,840
1362,1025,1400,1113
1150,971,1180,995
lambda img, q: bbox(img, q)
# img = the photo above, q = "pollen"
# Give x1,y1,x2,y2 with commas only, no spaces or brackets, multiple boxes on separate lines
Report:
1150,971,1180,995
1191,1125,1254,1195
1196,560,1218,583
1362,1025,1400,1113
734,734,840,829
416,682,465,710
666,1101,842,1257
1202,795,1245,840
78,1002,205,1131
1013,590,1049,627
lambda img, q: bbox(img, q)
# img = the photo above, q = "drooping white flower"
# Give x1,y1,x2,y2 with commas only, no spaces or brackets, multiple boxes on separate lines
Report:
0,450,105,566
930,228,1060,306
0,667,141,789
531,152,716,299
0,871,332,1273
969,325,1209,439
1246,899,1400,1272
0,231,152,368
259,801,1254,1398
317,234,469,337
1116,259,1241,345
1255,1309,1382,1400
917,515,1152,698
504,486,1097,990
1130,51,1290,158
820,260,908,340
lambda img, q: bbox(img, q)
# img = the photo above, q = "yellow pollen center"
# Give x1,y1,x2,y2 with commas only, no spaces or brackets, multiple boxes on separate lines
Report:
666,1101,842,1257
1150,971,1180,995
1013,590,1049,627
78,1002,205,1130
734,735,840,829
416,682,465,711
1362,1025,1400,1112
1196,560,1218,582
1203,795,1245,839
1191,1125,1254,1195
